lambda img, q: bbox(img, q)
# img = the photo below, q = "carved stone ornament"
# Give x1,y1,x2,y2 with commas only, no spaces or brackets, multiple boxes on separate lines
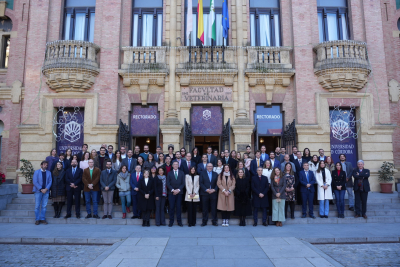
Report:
42,40,100,92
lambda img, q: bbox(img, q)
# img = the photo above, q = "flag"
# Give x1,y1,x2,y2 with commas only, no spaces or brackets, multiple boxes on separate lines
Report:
222,0,229,39
209,0,216,41
187,0,193,40
197,0,204,44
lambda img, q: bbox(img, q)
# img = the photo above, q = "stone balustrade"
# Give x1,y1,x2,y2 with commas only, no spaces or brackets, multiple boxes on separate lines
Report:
313,40,371,91
177,46,237,70
120,46,168,72
246,46,293,71
42,40,100,92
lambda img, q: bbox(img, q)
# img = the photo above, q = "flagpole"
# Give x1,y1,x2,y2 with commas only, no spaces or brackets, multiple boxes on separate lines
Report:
222,37,225,63
189,32,192,64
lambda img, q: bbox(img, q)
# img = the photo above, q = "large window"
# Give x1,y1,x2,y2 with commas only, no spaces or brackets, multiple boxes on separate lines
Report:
249,0,280,46
185,0,227,46
317,0,349,42
63,0,96,42
132,0,163,46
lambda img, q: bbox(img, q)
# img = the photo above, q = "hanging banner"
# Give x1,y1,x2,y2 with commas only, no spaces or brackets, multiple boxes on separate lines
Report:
56,108,84,155
330,108,358,167
254,105,283,135
131,105,159,136
191,106,223,135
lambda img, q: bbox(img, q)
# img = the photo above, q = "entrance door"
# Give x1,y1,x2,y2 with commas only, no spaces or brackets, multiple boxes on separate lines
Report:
258,136,281,153
134,137,157,153
190,105,223,152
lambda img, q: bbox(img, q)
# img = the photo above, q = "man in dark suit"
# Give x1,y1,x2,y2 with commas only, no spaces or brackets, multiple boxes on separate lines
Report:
50,153,70,172
318,149,326,161
293,151,305,205
269,151,280,169
252,167,270,226
206,146,217,166
181,152,196,175
64,159,83,219
107,145,114,161
76,144,88,163
339,154,354,211
197,154,208,174
130,165,143,219
289,146,298,163
222,149,237,171
260,145,269,163
122,150,137,173
153,146,162,162
199,163,219,226
299,162,316,218
250,150,263,177
172,151,183,169
352,160,370,219
166,161,185,227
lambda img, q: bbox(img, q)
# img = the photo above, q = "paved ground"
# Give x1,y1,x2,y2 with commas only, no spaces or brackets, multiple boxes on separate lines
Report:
317,243,400,267
0,244,109,267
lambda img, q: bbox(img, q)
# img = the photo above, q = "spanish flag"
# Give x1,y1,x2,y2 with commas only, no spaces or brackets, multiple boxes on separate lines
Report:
197,0,204,44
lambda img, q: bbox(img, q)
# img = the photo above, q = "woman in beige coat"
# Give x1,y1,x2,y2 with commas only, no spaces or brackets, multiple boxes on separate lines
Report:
185,166,200,227
217,164,236,227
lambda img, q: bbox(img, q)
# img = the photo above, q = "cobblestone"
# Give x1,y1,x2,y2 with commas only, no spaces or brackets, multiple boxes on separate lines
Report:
316,243,400,267
0,244,110,266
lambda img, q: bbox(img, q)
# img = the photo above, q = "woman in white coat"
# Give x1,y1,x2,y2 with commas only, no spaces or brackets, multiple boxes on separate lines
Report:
315,161,333,218
185,166,200,227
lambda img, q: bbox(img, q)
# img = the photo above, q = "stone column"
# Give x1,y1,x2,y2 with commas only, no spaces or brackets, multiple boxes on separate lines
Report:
160,0,182,151
232,0,253,152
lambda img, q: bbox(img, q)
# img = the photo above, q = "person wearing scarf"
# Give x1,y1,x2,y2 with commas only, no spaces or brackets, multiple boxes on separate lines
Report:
115,165,131,219
185,166,200,227
154,167,167,226
217,165,236,227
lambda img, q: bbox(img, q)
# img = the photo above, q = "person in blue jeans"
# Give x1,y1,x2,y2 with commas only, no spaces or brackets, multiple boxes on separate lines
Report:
32,161,52,225
331,162,347,218
116,165,131,219
82,159,101,219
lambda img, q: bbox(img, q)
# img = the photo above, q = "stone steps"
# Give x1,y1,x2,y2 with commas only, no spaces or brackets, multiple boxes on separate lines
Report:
2,193,398,225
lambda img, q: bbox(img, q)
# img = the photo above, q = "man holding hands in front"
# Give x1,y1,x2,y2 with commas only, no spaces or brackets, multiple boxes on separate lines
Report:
167,161,185,227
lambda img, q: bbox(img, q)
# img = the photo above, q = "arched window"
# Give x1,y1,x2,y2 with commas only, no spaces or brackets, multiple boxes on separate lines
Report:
317,0,349,42
132,0,163,46
63,0,96,42
249,0,280,46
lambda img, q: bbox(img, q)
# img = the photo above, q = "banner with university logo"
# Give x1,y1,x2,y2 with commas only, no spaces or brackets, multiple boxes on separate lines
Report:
330,108,358,167
56,108,84,155
254,105,283,135
191,106,223,135
131,105,159,136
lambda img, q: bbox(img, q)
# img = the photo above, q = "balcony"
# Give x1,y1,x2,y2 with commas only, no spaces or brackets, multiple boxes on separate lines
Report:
118,46,168,105
42,40,100,92
313,40,371,92
176,46,238,86
245,46,295,105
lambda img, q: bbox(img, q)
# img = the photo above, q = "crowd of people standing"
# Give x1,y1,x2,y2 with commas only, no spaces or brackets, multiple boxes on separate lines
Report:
32,144,370,227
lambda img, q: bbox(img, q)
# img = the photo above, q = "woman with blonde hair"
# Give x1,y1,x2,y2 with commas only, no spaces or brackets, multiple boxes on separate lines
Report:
217,165,236,227
271,167,286,226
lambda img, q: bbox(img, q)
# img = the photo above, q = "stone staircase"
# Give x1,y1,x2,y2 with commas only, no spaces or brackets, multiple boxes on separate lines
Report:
0,192,399,225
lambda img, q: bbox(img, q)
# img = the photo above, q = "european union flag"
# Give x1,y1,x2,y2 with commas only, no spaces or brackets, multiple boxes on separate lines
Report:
222,0,229,39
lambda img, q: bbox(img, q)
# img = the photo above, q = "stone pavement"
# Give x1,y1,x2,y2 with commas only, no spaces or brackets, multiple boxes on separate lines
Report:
316,243,400,267
92,237,340,267
0,244,109,267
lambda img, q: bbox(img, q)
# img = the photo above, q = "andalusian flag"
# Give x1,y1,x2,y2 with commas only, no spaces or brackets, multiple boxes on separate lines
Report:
209,0,216,41
197,0,204,44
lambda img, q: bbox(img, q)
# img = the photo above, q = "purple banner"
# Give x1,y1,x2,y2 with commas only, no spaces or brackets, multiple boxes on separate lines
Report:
131,105,159,136
254,105,283,135
330,109,358,167
56,108,84,155
191,106,223,135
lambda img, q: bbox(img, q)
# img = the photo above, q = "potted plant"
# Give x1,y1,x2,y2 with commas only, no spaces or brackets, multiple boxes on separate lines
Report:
378,161,395,193
0,172,5,185
20,159,35,194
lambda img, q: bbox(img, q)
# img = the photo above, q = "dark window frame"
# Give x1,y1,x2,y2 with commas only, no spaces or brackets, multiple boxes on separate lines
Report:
249,7,280,46
1,35,10,69
317,7,349,41
184,4,228,46
63,7,96,42
131,7,163,46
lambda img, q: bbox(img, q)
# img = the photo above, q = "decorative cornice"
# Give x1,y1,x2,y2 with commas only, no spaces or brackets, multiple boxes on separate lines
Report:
176,69,237,86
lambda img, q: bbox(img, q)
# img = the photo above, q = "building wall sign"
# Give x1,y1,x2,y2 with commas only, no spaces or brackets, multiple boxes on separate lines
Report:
56,108,84,155
329,108,358,167
254,105,283,135
181,87,233,102
191,106,223,135
131,105,159,136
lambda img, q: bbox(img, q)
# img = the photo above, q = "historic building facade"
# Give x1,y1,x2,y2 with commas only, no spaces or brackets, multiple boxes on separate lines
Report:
0,0,398,191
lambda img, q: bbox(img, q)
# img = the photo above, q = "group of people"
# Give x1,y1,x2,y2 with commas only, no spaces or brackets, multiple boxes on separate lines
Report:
32,144,370,227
